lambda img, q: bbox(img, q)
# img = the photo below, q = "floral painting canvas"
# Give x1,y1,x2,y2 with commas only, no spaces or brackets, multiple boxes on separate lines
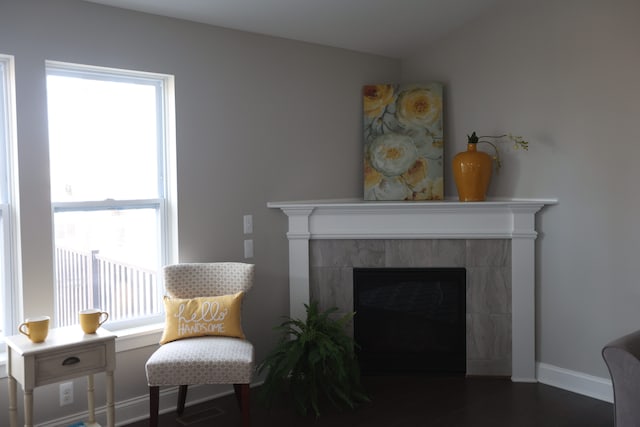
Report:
363,83,443,201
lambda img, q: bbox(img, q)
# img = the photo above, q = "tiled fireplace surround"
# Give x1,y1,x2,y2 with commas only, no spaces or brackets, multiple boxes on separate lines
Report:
309,238,511,376
268,198,555,382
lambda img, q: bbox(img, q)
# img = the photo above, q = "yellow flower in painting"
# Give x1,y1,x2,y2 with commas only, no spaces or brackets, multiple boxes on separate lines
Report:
402,158,428,191
408,177,444,201
364,158,382,191
363,84,395,118
396,87,441,129
412,188,432,201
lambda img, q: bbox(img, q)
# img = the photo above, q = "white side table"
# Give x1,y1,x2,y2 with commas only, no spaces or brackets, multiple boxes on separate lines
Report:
5,326,116,427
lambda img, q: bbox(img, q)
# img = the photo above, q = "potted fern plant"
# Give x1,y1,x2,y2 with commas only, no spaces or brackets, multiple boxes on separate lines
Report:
257,301,369,417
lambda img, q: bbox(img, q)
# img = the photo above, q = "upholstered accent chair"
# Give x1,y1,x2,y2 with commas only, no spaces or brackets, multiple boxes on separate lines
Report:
602,329,640,427
145,262,255,427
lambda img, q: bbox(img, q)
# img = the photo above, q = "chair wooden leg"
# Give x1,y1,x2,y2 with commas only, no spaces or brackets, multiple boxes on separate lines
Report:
233,383,250,427
149,386,159,427
177,385,188,415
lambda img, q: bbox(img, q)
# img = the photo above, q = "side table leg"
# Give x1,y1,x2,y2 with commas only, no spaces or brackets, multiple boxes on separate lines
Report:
8,375,17,427
87,374,96,424
24,388,33,427
106,370,115,427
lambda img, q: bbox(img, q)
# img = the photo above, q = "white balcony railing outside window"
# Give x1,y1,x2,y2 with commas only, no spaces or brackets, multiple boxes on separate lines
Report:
55,246,160,327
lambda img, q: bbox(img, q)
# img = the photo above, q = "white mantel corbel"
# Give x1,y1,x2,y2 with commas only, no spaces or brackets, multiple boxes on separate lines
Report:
268,198,557,382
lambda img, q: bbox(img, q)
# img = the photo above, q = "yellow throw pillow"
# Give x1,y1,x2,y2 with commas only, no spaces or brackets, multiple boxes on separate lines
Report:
160,292,245,345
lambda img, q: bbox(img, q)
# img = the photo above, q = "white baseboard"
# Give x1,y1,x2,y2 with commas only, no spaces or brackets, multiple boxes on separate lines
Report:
36,382,261,427
536,362,613,403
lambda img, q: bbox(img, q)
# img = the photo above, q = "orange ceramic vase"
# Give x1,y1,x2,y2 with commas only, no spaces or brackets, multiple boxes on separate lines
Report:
452,143,493,202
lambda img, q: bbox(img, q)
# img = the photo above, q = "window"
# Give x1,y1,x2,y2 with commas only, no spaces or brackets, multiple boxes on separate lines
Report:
46,62,176,330
0,54,19,341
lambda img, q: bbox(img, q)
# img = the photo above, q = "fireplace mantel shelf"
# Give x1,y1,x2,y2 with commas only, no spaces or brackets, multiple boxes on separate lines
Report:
267,197,557,240
268,197,557,208
268,197,557,383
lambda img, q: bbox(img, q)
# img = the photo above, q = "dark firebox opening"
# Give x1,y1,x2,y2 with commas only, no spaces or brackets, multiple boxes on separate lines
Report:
353,267,466,375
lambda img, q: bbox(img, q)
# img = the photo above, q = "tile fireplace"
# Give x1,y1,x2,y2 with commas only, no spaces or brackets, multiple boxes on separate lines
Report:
310,238,509,376
268,198,556,382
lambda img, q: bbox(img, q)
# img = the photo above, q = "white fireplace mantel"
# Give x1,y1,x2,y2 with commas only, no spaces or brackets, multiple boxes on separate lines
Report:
268,197,557,382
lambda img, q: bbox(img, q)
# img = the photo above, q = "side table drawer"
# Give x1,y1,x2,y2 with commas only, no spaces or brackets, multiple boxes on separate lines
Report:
35,343,107,386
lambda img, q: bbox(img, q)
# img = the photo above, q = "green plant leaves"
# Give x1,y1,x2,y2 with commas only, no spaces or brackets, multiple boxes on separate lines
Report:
257,301,369,417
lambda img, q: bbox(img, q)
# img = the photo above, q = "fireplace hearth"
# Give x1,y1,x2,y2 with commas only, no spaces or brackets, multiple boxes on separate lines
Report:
353,267,466,375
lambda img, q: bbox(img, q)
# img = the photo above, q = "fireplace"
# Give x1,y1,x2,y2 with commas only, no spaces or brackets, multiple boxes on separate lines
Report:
268,197,556,381
353,267,466,375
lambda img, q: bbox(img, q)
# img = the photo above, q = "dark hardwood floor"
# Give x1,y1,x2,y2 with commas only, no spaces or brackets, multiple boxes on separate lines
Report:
125,375,614,427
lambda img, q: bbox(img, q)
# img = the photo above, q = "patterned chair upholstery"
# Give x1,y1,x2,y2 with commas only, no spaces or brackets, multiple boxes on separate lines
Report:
145,262,255,427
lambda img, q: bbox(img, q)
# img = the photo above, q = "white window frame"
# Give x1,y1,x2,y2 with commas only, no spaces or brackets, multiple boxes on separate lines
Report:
46,61,178,331
0,54,21,344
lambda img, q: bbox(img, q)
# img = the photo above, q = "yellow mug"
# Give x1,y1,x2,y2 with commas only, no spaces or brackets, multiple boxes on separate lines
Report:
79,309,109,334
18,316,50,343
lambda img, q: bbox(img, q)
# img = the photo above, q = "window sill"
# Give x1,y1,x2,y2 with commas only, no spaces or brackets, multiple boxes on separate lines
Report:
107,322,164,352
0,323,164,379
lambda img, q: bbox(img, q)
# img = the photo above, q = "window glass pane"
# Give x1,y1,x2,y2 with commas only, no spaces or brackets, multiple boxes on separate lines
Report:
0,60,5,339
54,209,159,269
0,60,7,204
0,210,5,338
53,209,162,326
46,63,173,330
0,55,16,340
47,74,160,202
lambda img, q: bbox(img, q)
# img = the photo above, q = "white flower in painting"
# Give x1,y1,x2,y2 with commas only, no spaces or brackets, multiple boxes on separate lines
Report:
365,176,413,201
368,133,418,177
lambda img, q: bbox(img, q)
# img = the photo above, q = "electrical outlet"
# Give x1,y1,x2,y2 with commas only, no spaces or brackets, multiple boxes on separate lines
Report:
60,381,73,406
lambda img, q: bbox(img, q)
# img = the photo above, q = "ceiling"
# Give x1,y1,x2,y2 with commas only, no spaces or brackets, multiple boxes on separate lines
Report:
81,0,499,58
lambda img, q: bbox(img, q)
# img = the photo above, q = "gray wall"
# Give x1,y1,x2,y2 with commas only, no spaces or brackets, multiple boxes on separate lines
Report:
402,0,640,378
2,0,637,423
0,0,399,424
